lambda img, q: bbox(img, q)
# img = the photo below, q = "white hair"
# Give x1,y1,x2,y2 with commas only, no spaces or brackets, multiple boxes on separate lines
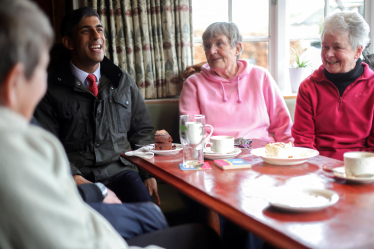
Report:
321,11,370,50
202,22,243,60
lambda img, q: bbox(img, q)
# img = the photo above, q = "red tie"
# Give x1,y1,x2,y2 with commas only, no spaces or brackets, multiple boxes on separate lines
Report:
86,74,98,97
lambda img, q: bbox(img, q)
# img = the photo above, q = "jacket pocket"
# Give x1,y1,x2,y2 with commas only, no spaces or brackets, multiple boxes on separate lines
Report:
54,101,83,140
55,101,80,119
112,94,131,133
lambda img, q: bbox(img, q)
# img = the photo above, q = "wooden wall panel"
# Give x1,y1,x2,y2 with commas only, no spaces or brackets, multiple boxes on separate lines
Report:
30,0,73,44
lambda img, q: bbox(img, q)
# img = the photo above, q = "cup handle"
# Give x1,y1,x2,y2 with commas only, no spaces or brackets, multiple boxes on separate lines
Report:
205,142,212,150
204,124,213,142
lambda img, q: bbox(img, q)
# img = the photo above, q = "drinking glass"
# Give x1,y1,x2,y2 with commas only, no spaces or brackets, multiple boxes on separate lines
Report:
179,114,213,168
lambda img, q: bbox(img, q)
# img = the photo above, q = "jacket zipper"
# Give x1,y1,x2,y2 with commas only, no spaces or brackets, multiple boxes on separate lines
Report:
75,85,95,97
98,81,109,95
324,80,343,112
322,73,367,113
330,83,342,112
336,79,362,112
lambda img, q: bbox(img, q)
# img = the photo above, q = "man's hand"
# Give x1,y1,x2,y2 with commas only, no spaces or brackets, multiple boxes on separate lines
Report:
144,177,160,205
103,189,122,204
73,175,92,185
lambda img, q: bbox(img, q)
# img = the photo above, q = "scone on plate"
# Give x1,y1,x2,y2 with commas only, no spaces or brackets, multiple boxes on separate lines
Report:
265,142,294,158
154,130,173,150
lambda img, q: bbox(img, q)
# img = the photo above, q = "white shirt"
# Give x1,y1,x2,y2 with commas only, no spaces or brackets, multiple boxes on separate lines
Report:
70,61,101,88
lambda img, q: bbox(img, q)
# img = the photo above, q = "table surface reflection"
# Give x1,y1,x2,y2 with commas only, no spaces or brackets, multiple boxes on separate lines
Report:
121,139,374,249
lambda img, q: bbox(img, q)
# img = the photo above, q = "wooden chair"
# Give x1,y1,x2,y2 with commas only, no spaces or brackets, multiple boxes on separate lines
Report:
180,61,207,82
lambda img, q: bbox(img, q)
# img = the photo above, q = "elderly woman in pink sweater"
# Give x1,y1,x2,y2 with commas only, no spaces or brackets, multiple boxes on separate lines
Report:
180,22,293,249
180,22,293,143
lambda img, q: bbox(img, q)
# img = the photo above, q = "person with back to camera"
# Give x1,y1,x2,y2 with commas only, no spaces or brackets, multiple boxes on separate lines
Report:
34,6,160,205
0,0,224,248
179,22,294,249
0,0,143,248
292,11,374,161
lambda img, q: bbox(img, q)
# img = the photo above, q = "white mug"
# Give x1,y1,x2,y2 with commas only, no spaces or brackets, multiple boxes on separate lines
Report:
180,114,213,168
186,121,213,145
205,136,234,154
344,152,374,176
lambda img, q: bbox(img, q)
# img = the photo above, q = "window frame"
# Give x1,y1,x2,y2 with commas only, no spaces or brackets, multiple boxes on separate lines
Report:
193,0,372,93
364,0,374,54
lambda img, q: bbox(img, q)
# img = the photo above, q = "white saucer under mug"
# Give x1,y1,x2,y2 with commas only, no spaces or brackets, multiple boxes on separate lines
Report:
203,148,241,160
333,166,374,184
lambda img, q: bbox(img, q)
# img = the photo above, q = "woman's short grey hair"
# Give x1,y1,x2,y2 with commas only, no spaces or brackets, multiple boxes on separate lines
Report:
321,11,370,50
0,0,54,84
203,22,243,60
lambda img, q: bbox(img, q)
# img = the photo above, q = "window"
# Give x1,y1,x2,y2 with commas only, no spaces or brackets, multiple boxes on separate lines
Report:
192,0,369,93
232,0,269,68
290,0,365,69
289,0,325,70
193,0,269,68
192,0,228,65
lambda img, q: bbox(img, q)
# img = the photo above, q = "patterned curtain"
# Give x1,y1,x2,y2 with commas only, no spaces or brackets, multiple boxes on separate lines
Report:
80,0,194,99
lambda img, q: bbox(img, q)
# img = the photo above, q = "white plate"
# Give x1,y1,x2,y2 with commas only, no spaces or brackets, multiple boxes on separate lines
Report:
332,167,374,184
141,143,183,155
266,188,339,212
204,148,242,160
251,147,319,165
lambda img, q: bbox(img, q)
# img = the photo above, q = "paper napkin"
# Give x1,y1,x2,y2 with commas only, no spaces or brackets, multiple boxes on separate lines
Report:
125,150,154,159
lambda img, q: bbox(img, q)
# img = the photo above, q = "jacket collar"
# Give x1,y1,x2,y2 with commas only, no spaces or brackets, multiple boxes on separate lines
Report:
311,62,374,83
50,53,123,88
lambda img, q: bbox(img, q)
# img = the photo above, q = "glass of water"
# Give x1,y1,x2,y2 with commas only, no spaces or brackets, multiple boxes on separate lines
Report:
179,114,213,168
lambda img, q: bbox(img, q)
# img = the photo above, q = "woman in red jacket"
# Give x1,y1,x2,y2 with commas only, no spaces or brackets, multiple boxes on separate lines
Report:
292,11,374,161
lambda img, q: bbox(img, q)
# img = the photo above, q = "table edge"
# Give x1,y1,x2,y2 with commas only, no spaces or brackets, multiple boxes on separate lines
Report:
121,154,309,249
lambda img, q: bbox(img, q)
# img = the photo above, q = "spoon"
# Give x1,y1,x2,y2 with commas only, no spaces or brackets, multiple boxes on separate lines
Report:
234,138,252,147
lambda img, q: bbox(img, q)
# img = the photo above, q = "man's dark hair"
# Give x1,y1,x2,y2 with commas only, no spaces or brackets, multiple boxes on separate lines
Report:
60,7,100,38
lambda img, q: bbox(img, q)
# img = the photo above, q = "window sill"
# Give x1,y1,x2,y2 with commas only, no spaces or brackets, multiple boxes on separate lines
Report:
145,97,180,104
283,93,297,99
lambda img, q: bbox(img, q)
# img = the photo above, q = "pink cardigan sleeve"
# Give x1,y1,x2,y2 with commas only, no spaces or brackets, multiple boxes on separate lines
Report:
179,77,202,115
263,72,294,143
291,80,317,149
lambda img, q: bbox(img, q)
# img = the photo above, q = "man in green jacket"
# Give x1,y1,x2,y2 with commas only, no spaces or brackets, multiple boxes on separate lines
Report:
34,7,160,204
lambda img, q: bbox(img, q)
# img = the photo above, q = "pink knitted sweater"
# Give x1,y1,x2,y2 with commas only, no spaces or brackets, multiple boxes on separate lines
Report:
179,60,293,143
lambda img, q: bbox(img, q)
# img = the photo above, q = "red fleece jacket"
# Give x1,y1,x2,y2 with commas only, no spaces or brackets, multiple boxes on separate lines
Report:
292,63,374,161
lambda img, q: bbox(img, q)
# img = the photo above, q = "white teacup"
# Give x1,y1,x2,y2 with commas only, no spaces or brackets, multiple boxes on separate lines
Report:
344,152,374,176
186,121,213,145
205,136,234,154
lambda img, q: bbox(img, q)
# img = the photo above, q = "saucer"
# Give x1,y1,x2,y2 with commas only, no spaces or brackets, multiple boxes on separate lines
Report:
266,188,339,212
332,167,374,184
204,148,242,160
251,147,319,165
141,143,183,156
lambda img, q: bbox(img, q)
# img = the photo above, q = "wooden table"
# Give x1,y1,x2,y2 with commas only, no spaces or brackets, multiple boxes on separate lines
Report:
122,139,374,249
